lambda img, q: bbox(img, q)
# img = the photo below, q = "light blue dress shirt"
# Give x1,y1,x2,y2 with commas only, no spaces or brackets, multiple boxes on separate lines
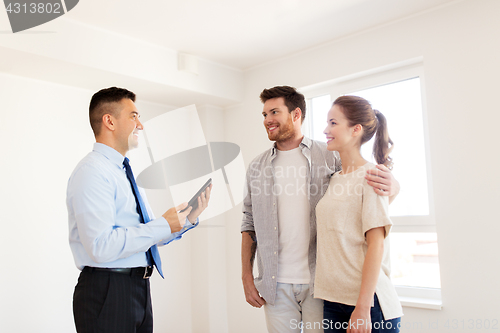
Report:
67,143,198,270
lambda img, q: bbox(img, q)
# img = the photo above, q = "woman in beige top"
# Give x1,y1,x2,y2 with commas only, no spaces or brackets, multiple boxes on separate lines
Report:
315,96,403,333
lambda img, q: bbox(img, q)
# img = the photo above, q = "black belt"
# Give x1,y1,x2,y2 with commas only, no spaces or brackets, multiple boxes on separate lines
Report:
84,266,153,279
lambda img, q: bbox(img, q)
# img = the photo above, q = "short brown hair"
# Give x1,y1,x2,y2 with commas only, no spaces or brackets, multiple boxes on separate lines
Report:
260,86,306,123
89,87,136,136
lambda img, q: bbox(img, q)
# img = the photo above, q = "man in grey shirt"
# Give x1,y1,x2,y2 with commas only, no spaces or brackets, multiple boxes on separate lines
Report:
241,86,399,333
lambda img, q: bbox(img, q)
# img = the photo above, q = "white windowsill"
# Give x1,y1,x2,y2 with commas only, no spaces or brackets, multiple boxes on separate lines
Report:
396,286,442,310
399,296,442,310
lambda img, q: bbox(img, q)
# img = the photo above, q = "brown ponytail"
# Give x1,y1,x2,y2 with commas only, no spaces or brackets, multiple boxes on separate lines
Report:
333,96,394,169
373,109,394,169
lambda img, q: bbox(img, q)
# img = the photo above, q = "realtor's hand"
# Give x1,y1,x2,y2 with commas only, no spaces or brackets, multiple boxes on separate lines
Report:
162,203,192,233
187,184,212,223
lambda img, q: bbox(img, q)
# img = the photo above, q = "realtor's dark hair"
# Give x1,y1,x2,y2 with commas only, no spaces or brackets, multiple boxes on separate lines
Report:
333,95,394,169
260,86,306,123
89,87,136,136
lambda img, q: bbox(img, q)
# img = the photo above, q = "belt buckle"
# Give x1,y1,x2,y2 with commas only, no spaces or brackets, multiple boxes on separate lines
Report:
143,266,152,279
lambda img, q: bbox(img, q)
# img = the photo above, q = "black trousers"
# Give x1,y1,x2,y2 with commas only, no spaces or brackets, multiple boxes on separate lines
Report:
73,267,153,333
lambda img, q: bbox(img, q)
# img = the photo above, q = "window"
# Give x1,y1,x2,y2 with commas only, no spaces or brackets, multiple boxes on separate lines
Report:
302,61,442,309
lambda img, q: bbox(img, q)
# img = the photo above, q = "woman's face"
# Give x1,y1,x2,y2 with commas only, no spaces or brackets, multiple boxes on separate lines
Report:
323,104,357,152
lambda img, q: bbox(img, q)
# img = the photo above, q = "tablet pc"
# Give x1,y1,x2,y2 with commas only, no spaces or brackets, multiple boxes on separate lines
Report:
179,178,212,212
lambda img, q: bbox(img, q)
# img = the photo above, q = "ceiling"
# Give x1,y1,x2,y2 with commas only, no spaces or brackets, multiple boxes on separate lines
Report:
66,0,459,70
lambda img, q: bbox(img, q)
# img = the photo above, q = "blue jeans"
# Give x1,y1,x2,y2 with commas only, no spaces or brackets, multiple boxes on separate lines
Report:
323,294,400,333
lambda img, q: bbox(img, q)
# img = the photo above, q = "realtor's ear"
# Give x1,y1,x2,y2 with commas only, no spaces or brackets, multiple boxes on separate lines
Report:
102,114,116,131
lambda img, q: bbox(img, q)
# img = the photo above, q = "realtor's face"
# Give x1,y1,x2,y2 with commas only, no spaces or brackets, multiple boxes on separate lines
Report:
114,98,143,153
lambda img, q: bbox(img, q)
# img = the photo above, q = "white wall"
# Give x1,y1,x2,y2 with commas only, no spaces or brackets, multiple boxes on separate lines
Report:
0,74,92,332
224,0,500,332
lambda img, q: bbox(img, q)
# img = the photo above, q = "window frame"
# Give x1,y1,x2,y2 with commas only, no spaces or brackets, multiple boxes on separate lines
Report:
302,60,436,228
301,59,442,309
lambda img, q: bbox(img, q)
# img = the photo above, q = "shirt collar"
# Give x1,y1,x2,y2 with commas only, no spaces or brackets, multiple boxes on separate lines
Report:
271,136,311,157
93,143,126,168
299,136,312,149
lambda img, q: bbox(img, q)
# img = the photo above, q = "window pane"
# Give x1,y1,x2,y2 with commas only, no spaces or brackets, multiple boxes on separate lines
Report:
390,232,441,288
349,78,429,216
310,78,430,217
308,75,440,292
309,95,331,142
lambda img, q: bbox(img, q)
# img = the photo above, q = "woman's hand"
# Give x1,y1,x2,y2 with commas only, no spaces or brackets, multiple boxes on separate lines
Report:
347,307,371,333
350,227,385,333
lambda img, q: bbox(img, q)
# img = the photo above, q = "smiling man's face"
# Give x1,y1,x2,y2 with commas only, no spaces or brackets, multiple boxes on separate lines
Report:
262,97,296,143
113,98,143,155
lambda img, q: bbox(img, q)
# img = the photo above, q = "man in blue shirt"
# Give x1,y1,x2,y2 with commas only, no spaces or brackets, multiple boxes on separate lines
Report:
67,87,211,333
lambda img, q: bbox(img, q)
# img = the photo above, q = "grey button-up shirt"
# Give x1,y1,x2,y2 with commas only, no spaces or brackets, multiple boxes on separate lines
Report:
241,136,341,305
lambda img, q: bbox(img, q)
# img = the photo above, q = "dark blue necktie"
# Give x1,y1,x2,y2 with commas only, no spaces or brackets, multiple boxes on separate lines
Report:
123,157,164,278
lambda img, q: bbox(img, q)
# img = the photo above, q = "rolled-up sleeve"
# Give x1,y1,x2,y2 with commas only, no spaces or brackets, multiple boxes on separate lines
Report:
241,166,255,233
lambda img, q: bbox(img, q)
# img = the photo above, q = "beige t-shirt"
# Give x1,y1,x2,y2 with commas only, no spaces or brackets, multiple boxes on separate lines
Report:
314,163,403,320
